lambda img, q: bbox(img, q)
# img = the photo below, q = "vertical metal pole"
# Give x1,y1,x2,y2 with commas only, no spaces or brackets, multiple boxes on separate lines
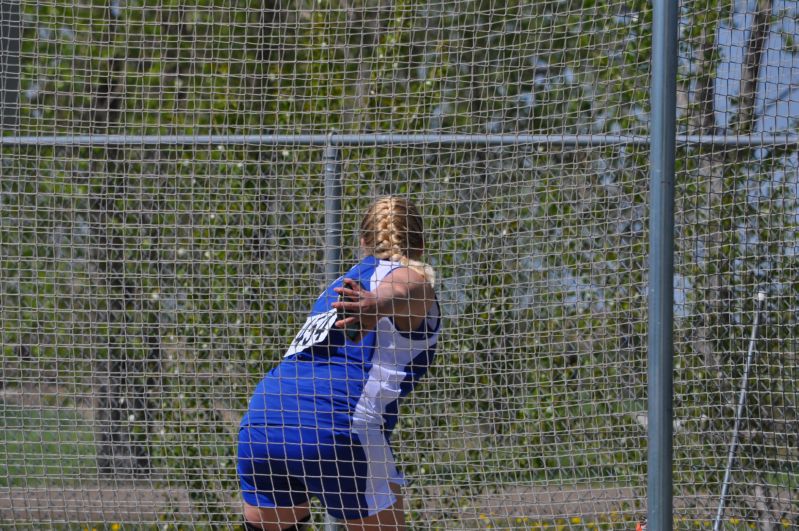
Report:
323,143,343,284
648,0,678,528
712,292,766,531
322,142,343,531
1,0,21,132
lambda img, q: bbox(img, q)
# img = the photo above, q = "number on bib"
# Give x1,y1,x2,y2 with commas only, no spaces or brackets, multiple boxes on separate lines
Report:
284,309,338,357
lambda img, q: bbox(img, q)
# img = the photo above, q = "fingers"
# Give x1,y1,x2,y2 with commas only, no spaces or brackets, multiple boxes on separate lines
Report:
342,277,360,288
333,286,359,299
337,278,363,293
332,279,376,318
331,293,359,310
334,316,359,329
332,299,375,314
333,279,369,307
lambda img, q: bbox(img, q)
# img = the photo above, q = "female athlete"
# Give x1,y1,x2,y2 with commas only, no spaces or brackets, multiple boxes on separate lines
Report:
238,196,441,530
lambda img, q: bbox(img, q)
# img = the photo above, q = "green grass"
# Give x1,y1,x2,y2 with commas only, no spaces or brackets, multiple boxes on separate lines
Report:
0,402,97,488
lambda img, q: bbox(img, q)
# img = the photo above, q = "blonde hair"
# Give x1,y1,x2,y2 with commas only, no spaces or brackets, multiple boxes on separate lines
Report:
360,196,436,287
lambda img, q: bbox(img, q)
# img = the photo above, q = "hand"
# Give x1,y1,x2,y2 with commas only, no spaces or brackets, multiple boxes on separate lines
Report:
332,278,379,340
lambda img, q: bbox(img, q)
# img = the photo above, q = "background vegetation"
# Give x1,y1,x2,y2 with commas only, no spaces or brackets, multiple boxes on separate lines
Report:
1,0,798,528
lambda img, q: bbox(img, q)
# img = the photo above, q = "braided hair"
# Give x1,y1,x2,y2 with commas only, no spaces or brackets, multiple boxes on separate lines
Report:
360,196,436,287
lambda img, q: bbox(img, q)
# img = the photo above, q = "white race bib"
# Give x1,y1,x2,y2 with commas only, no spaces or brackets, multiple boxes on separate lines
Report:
284,309,339,357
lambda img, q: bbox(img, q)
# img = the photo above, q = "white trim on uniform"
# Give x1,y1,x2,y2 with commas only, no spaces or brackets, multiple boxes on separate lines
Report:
352,260,441,514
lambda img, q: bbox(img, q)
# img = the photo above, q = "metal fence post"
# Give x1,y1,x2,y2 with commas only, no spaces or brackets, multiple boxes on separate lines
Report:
648,0,678,528
323,142,343,284
322,141,344,531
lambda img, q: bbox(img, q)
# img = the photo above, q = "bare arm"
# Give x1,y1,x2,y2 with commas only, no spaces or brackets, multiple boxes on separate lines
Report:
332,267,436,337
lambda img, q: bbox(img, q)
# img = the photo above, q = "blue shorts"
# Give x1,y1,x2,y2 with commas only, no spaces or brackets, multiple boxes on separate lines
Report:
237,425,403,520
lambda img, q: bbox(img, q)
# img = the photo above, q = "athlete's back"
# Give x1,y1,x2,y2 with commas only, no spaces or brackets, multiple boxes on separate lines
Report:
242,255,440,434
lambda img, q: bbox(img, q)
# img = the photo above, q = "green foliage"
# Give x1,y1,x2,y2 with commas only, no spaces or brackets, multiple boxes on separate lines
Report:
0,404,97,488
3,0,799,526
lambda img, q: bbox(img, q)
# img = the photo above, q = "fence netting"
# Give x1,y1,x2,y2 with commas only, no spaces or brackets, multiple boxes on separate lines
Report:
1,0,797,529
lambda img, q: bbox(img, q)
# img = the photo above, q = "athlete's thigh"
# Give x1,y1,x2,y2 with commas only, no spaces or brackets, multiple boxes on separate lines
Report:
243,501,311,531
310,430,402,521
343,483,405,531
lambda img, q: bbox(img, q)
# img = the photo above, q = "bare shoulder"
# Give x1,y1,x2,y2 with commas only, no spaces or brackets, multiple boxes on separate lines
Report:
381,266,436,305
374,265,436,332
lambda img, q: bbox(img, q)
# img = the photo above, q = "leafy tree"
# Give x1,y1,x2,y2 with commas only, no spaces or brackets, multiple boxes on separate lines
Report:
674,0,799,526
2,0,798,527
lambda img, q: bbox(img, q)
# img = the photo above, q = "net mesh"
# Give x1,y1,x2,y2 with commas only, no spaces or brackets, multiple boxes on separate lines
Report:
672,0,799,528
0,0,797,529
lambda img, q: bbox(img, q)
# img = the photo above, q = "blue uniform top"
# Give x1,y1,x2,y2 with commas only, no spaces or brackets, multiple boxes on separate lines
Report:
242,255,441,438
